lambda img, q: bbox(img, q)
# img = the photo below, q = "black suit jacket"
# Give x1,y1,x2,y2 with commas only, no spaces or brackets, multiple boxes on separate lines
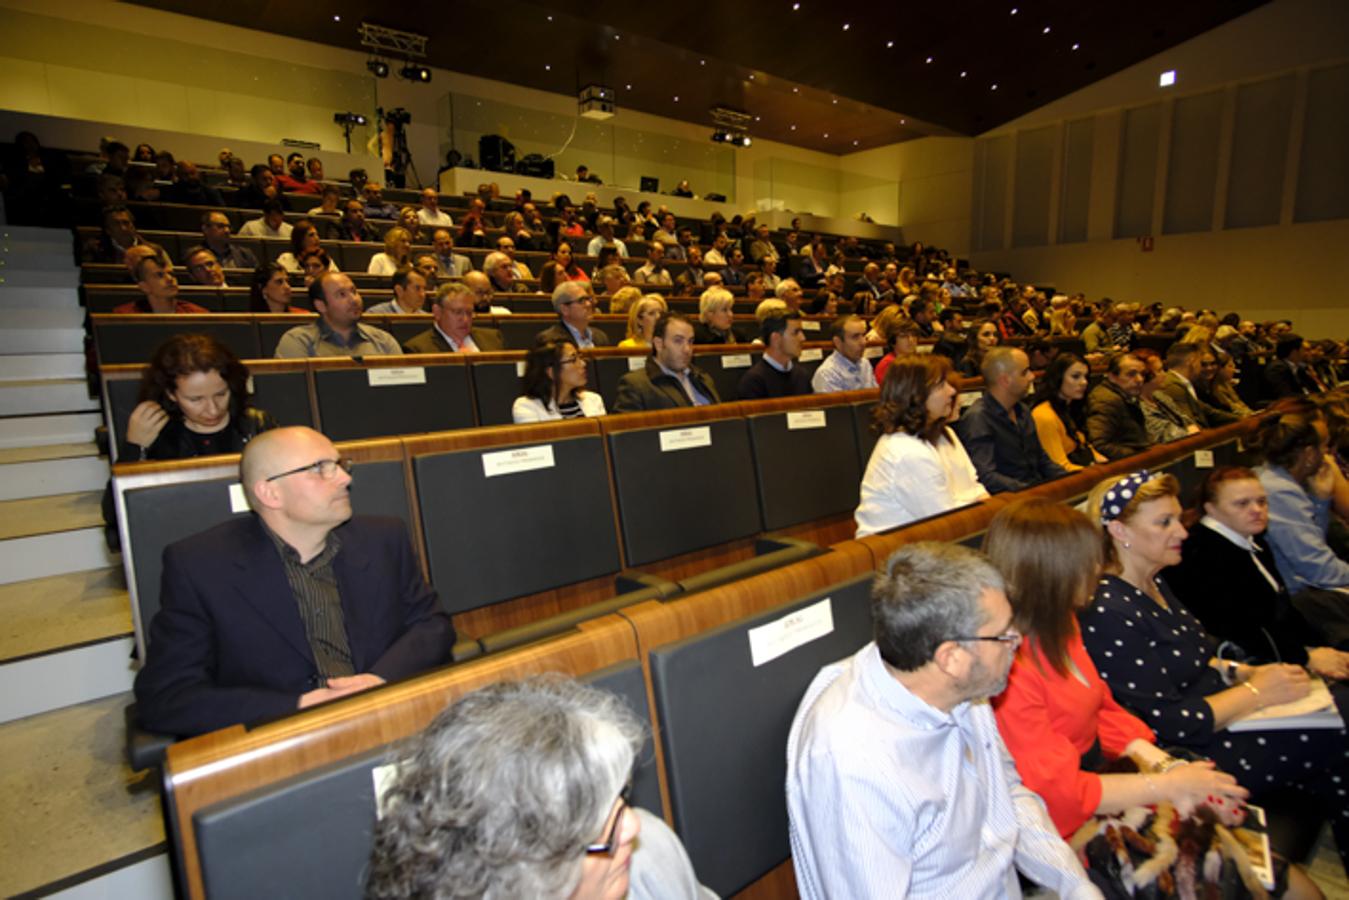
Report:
134,515,452,736
613,357,720,411
1263,358,1309,400
535,321,611,348
402,326,505,354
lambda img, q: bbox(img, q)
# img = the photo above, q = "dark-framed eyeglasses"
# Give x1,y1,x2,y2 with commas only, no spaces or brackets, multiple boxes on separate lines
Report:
584,785,632,856
951,628,1022,648
265,457,353,482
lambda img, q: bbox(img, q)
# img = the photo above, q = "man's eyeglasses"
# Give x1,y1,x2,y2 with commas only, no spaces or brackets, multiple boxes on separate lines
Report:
265,457,353,482
585,785,631,856
951,627,1022,648
561,296,595,307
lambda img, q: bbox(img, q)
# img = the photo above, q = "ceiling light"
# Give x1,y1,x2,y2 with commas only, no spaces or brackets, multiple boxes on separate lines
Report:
1159,70,1176,87
333,15,341,22
792,2,800,8
366,59,389,78
544,64,551,71
399,62,431,83
790,124,797,130
673,95,680,101
853,140,859,146
960,71,967,78
1072,43,1080,50
991,83,998,90
925,56,933,64
887,40,895,48
823,133,829,138
842,23,850,30
1010,6,1018,13
1043,26,1051,34
793,87,799,93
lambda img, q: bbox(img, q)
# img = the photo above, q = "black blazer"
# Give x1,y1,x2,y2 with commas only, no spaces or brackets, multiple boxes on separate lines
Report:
613,357,720,411
535,321,611,348
134,515,452,736
402,326,505,354
1162,522,1320,665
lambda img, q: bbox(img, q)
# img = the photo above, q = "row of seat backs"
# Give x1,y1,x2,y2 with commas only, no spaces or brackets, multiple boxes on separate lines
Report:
98,340,851,459
112,390,884,661
161,421,1260,900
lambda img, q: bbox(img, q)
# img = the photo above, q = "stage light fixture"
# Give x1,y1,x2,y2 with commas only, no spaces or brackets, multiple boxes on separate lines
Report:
367,59,389,78
400,62,432,83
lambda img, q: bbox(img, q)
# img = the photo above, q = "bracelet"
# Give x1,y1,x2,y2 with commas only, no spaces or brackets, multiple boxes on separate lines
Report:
1151,757,1185,774
1242,680,1262,707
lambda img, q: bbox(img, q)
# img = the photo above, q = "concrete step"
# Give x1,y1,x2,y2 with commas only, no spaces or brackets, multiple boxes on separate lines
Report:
0,441,99,464
0,692,166,897
0,634,136,724
0,491,106,541
0,352,87,382
0,527,116,585
0,285,81,309
0,378,98,416
0,250,75,270
0,224,77,247
0,567,129,664
0,412,101,448
47,854,172,899
0,453,109,501
0,324,85,353
0,268,80,288
3,307,85,329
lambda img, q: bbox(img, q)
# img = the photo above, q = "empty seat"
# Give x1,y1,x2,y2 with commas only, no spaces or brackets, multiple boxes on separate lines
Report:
310,357,474,442
92,315,261,365
644,573,875,896
696,347,761,402
745,400,861,530
408,422,621,614
466,354,524,426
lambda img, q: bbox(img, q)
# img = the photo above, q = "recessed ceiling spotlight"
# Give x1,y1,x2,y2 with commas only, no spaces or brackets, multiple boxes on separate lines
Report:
1010,6,1018,13
544,64,551,71
1043,26,1051,34
626,83,633,90
823,133,829,138
1159,70,1176,87
853,140,859,146
842,23,850,30
332,15,341,22
991,83,999,90
1071,42,1080,50
925,56,934,64
960,71,967,78
792,2,800,8
793,87,799,93
887,40,895,48
673,95,680,101
790,124,797,130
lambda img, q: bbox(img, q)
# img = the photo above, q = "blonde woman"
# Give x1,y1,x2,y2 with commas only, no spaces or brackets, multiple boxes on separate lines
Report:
694,287,747,344
619,295,668,348
608,285,643,316
368,226,412,276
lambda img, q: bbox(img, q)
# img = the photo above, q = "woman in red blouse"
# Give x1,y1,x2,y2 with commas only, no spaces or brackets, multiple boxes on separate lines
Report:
985,497,1246,837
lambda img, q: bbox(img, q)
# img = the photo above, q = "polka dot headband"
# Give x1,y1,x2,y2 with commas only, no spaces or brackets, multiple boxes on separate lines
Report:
1100,470,1151,524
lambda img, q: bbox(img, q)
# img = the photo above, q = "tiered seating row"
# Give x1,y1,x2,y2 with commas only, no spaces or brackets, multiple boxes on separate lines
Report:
157,419,1261,900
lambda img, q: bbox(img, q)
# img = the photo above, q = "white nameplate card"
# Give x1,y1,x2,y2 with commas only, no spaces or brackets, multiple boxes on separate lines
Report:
516,361,527,377
228,483,250,514
659,426,712,452
628,356,646,370
959,391,980,409
787,410,826,430
799,348,823,362
863,346,883,359
368,367,426,387
482,444,556,478
748,598,835,667
917,344,934,354
371,763,400,820
245,375,255,394
801,320,821,332
1194,449,1215,468
721,354,752,369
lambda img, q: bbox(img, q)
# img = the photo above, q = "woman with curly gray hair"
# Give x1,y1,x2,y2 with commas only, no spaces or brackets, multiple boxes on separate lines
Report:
365,676,715,900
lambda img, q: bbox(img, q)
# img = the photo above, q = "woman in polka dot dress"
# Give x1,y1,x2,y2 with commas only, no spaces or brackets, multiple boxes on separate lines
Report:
1079,470,1349,873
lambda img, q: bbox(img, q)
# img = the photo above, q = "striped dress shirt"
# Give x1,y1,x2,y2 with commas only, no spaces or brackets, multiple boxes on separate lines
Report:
265,525,355,679
786,643,1100,900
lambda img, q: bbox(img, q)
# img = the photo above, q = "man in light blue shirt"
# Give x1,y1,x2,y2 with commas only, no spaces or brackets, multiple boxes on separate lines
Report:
786,542,1099,900
811,315,878,394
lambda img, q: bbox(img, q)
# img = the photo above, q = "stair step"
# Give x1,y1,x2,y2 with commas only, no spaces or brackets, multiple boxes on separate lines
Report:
46,853,172,899
0,412,101,448
0,285,81,309
3,307,85,329
0,224,77,246
0,527,117,585
0,324,85,353
0,250,75,270
0,353,87,382
0,491,105,541
0,268,80,288
0,441,100,464
0,454,109,501
0,378,98,416
0,567,129,664
0,634,136,724
0,691,165,898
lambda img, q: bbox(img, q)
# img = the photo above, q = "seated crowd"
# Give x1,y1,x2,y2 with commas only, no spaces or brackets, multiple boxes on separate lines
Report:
25,133,1349,895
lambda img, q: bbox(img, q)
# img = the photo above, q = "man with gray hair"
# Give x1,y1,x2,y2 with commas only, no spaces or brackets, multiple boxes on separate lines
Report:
536,281,610,348
954,346,1066,493
366,677,713,899
787,542,1100,900
403,282,505,353
586,215,628,258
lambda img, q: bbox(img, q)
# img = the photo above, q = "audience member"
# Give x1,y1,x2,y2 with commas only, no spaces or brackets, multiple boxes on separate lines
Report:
306,183,342,219
512,340,606,422
403,282,505,354
692,287,748,344
721,248,747,286
1158,343,1241,428
274,221,334,274
365,267,429,315
537,281,609,349
181,245,225,287
274,272,401,357
619,295,668,348
199,210,257,269
299,248,334,285
464,270,512,316
361,182,398,219
83,205,145,264
367,226,413,276
1030,353,1105,471
986,498,1250,840
272,152,319,194
335,198,379,242
787,541,1097,898
956,319,1000,377
494,234,534,279
675,245,705,293
608,286,642,316
613,314,720,411
416,188,453,228
811,315,877,393
365,677,711,900
249,263,304,314
112,249,208,314
703,233,729,267
484,250,528,294
430,228,471,277
775,278,804,314
737,312,811,399
1265,334,1315,399
1080,304,1123,354
238,198,293,239
233,163,277,209
854,355,989,536
134,426,453,737
955,347,1067,492
1081,471,1349,871
586,216,628,258
1137,350,1201,443
632,242,671,286
538,241,589,293
120,333,277,462
1086,353,1151,459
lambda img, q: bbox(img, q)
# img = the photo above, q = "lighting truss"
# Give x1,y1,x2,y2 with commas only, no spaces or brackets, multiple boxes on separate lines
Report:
358,22,428,59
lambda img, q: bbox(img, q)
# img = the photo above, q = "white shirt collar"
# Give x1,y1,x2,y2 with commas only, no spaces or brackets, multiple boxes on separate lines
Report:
1200,514,1258,552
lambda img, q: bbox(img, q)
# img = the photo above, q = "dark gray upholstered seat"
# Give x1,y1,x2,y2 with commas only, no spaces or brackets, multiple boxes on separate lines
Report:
701,349,760,402
412,434,620,614
646,573,874,897
311,364,473,442
607,418,761,567
466,357,522,426
746,405,861,529
93,318,260,364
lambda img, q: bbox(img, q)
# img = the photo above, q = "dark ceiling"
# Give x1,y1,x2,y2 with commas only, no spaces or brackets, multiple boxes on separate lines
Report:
132,0,1267,154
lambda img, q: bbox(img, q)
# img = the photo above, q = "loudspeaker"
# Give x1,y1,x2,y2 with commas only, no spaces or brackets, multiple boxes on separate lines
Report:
479,135,515,173
640,176,659,193
516,154,555,179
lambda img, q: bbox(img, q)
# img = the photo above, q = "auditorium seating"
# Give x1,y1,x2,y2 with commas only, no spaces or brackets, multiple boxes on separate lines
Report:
149,419,1266,900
